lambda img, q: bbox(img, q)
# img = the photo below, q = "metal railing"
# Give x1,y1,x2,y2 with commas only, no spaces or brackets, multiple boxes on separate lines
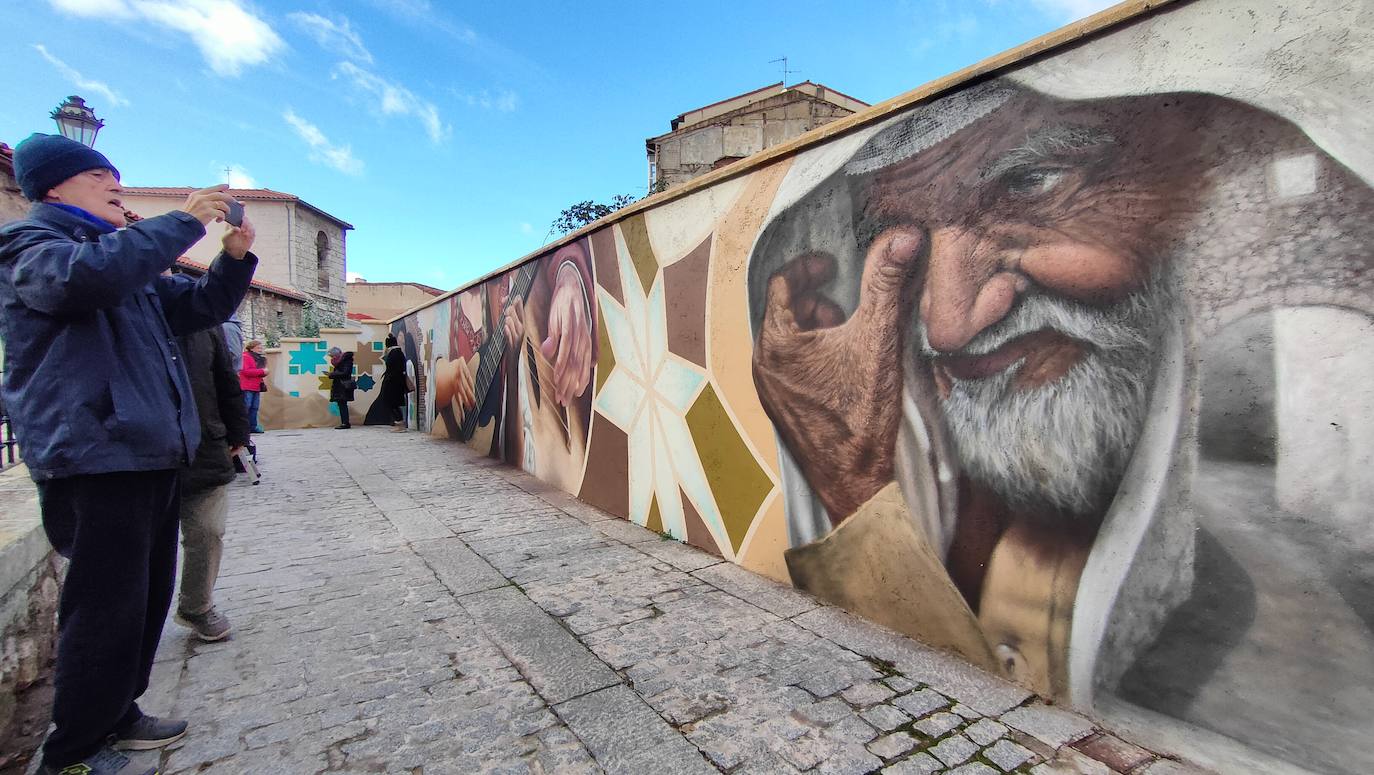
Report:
0,406,19,471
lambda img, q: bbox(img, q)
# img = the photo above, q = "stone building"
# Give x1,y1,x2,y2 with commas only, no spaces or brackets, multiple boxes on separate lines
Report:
346,280,444,321
120,187,353,335
171,257,310,343
645,81,868,190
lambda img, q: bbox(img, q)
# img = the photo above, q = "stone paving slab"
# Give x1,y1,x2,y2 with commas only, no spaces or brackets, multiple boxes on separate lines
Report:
18,428,1214,775
459,585,621,705
413,536,510,597
556,685,716,775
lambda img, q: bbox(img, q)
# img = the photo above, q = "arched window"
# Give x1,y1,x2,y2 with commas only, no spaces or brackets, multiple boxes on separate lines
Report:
316,231,330,292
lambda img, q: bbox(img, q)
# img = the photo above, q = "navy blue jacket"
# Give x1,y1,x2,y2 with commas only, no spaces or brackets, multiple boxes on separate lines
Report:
0,203,258,480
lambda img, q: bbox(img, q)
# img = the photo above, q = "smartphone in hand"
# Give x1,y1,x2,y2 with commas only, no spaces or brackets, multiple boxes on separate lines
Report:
226,199,245,227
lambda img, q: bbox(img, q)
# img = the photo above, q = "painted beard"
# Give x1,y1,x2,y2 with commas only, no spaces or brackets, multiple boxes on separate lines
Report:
923,274,1176,517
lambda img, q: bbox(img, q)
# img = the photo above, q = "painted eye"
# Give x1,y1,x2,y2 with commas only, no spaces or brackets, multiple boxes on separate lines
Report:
1004,168,1066,197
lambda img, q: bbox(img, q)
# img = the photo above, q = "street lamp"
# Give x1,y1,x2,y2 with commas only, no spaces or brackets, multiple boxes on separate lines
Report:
50,95,104,147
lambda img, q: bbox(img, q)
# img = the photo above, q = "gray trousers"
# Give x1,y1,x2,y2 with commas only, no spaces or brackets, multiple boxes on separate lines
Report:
178,486,228,616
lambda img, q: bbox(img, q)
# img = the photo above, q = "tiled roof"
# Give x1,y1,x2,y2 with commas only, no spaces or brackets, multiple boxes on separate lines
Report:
123,186,296,201
346,311,385,321
121,186,354,230
174,257,310,301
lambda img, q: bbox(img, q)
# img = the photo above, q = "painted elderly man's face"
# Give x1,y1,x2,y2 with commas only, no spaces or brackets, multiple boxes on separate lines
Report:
861,92,1205,516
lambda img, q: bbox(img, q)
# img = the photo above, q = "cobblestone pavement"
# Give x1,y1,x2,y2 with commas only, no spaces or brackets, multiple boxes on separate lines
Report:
115,428,1211,774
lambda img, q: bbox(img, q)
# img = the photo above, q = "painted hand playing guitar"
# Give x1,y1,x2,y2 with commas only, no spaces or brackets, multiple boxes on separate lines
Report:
503,253,593,406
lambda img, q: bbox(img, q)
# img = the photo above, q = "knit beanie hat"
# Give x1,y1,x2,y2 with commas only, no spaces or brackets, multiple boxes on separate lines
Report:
13,133,120,201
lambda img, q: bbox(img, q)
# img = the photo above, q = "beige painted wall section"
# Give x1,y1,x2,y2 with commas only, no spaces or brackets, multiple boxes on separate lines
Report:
347,283,439,320
259,324,390,430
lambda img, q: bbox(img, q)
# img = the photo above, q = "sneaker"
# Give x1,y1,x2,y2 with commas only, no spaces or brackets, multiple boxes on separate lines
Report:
334,424,351,429
112,715,188,751
174,607,232,642
42,745,155,775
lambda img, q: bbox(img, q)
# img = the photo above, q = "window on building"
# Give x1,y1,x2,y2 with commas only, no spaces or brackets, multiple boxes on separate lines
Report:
316,230,330,292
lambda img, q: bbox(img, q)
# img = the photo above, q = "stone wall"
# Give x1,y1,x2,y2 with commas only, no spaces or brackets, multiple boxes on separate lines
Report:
388,1,1374,772
291,205,348,327
0,466,60,762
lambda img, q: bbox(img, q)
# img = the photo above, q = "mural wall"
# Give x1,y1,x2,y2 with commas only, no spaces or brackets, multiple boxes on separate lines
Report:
390,1,1374,771
258,324,408,430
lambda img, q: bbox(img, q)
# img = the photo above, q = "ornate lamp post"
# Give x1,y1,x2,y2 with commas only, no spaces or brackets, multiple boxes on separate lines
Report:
50,95,104,147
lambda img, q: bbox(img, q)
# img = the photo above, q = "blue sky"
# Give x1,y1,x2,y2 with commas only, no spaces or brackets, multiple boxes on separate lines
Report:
0,0,1112,289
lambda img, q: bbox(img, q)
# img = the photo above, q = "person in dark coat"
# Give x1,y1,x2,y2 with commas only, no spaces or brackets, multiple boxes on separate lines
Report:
327,347,356,429
365,333,410,429
0,133,256,775
173,326,249,642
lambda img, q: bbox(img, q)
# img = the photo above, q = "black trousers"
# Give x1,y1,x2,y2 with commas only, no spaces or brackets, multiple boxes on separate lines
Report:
335,400,351,426
36,469,181,765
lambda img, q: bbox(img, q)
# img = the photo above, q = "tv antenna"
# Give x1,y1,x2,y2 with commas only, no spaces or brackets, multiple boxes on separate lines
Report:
224,166,234,188
770,57,800,88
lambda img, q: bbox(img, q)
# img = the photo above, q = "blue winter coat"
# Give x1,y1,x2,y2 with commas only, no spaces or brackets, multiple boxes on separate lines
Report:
0,203,258,480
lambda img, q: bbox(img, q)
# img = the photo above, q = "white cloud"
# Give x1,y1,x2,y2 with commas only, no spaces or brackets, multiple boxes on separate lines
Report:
211,161,258,188
288,12,372,64
283,109,363,175
47,0,284,77
519,222,534,235
333,62,449,143
346,271,365,282
1029,0,1116,22
33,44,129,107
456,88,519,112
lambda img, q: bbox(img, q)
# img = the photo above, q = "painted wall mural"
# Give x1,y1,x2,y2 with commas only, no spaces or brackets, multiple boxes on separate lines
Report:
257,325,398,430
386,2,1373,771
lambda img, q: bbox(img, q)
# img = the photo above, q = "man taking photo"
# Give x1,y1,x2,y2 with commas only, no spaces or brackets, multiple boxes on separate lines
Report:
0,133,258,775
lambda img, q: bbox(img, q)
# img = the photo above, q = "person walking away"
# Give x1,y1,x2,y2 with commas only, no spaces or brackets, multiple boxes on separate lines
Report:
328,347,356,429
174,326,249,641
0,133,257,775
239,339,267,433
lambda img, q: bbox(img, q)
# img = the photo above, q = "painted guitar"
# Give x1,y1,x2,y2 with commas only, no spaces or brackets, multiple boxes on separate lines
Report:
431,261,538,450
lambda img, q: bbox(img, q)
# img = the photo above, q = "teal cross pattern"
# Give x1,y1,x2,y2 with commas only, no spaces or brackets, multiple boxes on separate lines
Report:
289,342,330,374
289,391,300,397
372,341,383,351
356,374,376,392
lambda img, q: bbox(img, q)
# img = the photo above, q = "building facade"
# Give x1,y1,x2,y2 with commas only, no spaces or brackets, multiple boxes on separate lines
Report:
120,187,353,337
645,81,868,190
345,280,444,322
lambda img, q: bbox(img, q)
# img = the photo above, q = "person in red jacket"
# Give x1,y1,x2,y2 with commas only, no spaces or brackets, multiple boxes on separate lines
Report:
238,340,267,433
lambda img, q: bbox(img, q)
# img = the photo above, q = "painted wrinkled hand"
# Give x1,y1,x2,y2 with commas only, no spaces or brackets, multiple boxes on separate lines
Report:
542,264,593,405
752,226,926,524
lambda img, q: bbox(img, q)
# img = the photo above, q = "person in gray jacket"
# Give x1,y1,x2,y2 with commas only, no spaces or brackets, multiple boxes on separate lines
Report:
0,133,257,775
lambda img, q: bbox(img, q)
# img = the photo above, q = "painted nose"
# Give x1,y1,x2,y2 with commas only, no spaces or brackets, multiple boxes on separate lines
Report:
918,227,1022,352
